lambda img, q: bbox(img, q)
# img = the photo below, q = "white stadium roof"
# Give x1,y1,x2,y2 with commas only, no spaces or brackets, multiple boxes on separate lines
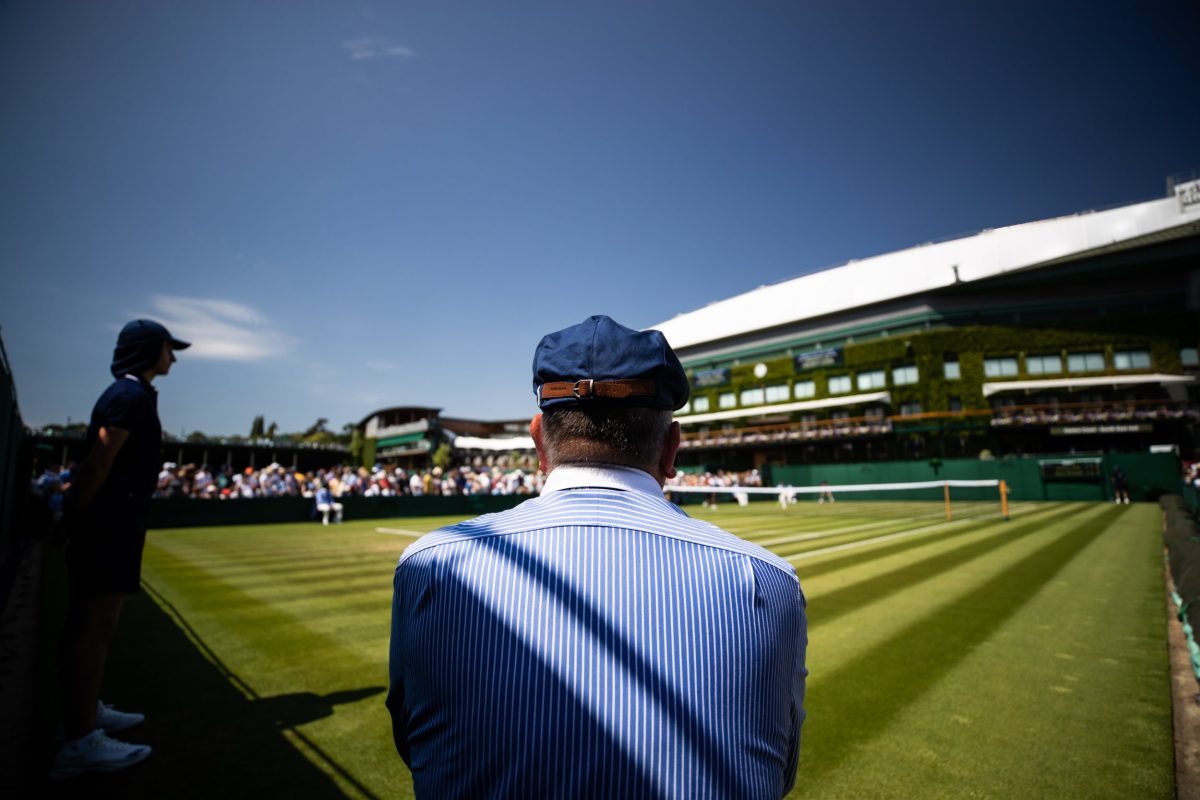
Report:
652,184,1200,352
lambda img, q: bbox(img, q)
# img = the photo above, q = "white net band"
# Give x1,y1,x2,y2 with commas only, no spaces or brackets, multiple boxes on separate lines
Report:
665,479,1000,495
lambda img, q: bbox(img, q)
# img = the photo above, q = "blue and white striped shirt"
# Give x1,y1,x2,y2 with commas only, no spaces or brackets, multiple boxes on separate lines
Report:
387,464,807,799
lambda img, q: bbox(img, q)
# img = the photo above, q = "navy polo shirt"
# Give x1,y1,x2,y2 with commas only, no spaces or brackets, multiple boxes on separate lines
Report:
85,375,163,506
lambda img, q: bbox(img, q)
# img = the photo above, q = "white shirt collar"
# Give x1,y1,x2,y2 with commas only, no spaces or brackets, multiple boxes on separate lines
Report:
542,463,663,498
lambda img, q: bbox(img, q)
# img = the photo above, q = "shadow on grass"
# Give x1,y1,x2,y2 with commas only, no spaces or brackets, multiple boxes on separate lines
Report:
795,505,1127,789
34,554,384,800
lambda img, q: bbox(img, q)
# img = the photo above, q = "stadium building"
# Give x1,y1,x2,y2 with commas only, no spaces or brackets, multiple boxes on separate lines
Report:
654,179,1200,472
360,406,534,469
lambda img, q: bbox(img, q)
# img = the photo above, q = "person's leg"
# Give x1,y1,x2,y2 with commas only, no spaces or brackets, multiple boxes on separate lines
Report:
59,592,125,740
334,502,344,523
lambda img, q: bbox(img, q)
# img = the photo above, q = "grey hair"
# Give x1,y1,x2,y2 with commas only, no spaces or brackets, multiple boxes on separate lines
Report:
541,406,673,470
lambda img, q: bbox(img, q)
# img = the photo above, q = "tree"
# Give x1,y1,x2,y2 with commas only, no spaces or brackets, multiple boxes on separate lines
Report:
186,431,209,442
432,443,453,472
303,418,329,437
266,421,278,439
249,415,265,439
349,428,364,466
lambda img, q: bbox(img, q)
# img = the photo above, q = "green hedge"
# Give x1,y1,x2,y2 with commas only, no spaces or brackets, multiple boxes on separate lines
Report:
1163,494,1200,680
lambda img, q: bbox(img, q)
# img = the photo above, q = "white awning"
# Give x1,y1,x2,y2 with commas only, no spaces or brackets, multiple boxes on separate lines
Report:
676,391,891,426
981,373,1195,397
451,435,536,452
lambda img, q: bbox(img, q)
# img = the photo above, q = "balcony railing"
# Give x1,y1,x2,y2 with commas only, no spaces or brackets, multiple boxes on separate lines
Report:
989,398,1196,427
678,399,1196,449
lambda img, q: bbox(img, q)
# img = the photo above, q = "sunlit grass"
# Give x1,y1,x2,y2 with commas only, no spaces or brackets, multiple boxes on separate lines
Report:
54,501,1171,799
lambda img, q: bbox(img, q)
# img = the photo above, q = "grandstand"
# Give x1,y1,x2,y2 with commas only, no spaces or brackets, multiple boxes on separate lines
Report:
653,179,1200,474
359,406,535,469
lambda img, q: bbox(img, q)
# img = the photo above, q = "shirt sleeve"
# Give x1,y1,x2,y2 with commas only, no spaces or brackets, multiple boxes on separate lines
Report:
782,583,808,796
386,556,418,765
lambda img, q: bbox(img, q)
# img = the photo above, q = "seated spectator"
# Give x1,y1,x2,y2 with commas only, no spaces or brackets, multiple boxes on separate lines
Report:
314,482,344,525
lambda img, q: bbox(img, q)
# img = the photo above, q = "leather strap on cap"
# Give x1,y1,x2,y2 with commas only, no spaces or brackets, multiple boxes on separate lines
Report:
539,379,656,401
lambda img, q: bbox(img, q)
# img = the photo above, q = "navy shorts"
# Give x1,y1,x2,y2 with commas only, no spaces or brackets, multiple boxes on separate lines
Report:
66,493,150,596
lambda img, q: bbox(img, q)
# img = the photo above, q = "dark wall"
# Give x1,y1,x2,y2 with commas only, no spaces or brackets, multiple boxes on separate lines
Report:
771,452,1181,502
147,493,528,529
0,339,25,562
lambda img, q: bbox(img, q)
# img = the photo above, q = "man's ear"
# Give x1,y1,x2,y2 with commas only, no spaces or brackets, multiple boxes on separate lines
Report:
659,420,681,480
530,413,550,472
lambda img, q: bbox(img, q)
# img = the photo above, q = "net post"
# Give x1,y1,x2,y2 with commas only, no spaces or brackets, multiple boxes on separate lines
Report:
1000,479,1009,520
944,481,951,520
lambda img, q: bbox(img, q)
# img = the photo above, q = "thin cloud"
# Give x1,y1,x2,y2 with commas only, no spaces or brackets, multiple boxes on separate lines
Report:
146,295,297,361
342,36,416,61
365,359,397,372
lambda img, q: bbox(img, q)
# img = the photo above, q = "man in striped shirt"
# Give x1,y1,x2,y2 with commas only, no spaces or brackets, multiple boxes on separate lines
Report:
387,315,807,798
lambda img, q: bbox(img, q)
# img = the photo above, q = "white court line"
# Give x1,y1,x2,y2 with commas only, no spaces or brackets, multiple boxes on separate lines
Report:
751,513,950,546
786,518,970,561
783,501,1056,562
375,527,426,538
757,501,1043,548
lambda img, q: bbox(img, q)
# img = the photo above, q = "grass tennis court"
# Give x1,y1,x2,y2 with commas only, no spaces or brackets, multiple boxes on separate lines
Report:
47,500,1173,798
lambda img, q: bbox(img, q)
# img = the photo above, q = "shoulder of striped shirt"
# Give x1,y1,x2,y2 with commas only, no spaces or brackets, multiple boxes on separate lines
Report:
396,489,798,579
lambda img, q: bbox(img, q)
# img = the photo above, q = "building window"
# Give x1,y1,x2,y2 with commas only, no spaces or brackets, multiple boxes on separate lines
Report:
692,396,710,413
892,365,919,385
1067,352,1105,373
948,396,963,412
765,384,789,403
1113,350,1151,370
1183,348,1199,367
1025,354,1062,375
799,413,817,426
984,357,1018,378
740,387,765,406
944,358,961,380
857,370,886,391
795,380,815,399
718,392,736,409
677,401,690,415
899,401,922,416
864,407,885,420
828,375,851,394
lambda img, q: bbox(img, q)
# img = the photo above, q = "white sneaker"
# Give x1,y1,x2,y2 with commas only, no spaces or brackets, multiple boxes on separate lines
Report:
96,700,145,732
50,729,151,780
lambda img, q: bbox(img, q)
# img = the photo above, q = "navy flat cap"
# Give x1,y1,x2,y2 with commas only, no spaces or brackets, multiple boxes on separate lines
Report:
532,315,689,411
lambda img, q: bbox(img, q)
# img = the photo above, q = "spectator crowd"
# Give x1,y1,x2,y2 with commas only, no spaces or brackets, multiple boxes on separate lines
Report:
1185,460,1200,491
33,462,767,512
142,462,546,500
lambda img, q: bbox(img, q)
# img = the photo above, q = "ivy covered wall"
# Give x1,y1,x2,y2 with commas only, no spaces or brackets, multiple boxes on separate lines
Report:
680,324,1186,424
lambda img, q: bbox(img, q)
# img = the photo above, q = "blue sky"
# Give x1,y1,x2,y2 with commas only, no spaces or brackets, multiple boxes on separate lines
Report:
1,1,1197,436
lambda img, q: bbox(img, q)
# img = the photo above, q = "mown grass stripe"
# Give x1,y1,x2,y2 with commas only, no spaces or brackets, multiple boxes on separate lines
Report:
141,543,387,685
806,503,1113,628
768,502,1066,559
779,499,1057,560
796,504,1127,786
789,503,1076,580
784,518,973,561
